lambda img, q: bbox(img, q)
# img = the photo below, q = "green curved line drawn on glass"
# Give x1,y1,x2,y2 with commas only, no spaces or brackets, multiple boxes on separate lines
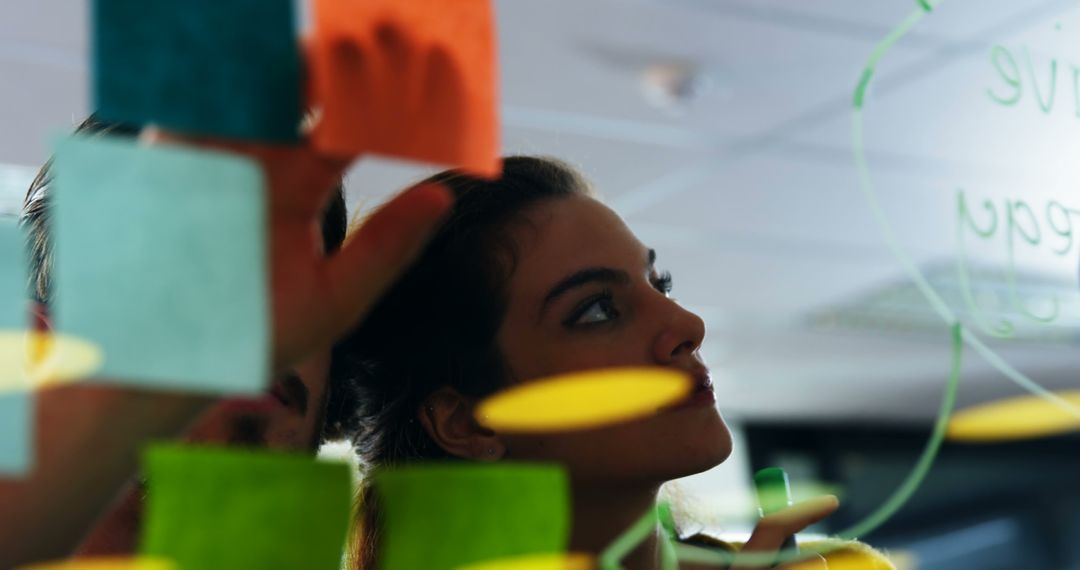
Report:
955,189,1015,337
601,1,1080,566
835,323,962,539
598,502,677,570
658,502,678,570
847,0,1080,418
660,324,963,568
853,10,925,109
603,321,962,569
599,504,659,570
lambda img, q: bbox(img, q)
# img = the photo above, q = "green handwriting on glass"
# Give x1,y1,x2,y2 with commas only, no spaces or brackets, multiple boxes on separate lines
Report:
954,189,1076,336
987,40,1080,116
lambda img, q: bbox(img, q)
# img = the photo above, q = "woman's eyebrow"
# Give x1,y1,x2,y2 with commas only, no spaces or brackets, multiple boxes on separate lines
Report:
538,267,630,320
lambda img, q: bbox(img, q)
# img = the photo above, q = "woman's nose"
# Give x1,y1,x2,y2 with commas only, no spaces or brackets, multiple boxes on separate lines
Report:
652,300,706,364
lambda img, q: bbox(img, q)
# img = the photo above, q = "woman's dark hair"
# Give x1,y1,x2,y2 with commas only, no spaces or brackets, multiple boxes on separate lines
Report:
325,156,592,569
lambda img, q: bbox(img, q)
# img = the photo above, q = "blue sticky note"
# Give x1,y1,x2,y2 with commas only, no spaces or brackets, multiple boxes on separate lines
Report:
141,445,352,569
93,0,302,142
0,392,30,475
0,220,31,475
52,135,268,394
375,463,570,570
0,219,27,331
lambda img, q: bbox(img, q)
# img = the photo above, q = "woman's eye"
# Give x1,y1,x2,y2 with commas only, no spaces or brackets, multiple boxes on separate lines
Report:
572,297,619,326
652,271,673,296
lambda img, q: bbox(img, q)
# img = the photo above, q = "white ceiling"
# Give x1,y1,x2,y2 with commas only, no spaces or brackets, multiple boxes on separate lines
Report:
5,0,1080,423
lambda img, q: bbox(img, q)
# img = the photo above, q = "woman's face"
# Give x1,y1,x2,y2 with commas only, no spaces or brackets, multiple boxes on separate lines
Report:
494,194,732,488
186,352,331,450
33,301,330,450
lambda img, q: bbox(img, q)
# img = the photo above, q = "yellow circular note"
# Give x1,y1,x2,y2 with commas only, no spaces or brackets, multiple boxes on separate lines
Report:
455,553,594,570
948,390,1080,442
475,367,693,433
0,330,103,393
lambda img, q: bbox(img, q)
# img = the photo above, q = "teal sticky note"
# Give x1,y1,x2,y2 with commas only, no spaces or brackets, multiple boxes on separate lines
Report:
52,135,268,394
93,0,302,142
141,445,352,569
0,392,30,475
375,463,570,570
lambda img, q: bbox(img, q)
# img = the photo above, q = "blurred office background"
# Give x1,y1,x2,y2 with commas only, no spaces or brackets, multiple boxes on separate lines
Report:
7,1,1080,567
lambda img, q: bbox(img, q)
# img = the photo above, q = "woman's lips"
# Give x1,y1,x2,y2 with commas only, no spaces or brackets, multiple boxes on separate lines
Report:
664,369,716,411
682,381,717,408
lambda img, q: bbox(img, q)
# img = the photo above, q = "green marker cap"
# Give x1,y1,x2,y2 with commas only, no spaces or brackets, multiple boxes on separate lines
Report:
754,467,793,517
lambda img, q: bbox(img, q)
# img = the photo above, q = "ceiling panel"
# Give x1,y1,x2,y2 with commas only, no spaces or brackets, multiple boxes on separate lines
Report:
4,0,1080,423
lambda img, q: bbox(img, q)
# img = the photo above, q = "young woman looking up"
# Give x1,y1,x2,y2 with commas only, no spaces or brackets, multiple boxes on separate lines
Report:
330,157,894,570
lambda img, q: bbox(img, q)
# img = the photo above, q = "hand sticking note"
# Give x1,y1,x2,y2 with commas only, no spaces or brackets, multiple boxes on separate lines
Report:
731,495,839,570
307,0,499,177
140,127,452,374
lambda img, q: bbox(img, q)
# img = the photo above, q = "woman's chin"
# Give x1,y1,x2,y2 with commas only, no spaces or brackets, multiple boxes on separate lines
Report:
675,417,734,477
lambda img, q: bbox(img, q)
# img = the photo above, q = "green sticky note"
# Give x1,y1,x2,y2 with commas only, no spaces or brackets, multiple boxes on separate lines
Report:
52,135,268,394
141,445,352,569
375,463,570,570
94,0,302,142
0,392,30,475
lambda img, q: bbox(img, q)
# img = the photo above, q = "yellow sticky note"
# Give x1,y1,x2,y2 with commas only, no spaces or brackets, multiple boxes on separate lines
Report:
18,556,175,570
455,553,594,570
0,331,102,394
948,390,1080,441
476,367,693,433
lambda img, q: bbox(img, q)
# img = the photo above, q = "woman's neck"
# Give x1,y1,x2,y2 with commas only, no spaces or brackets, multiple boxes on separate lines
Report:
570,482,664,570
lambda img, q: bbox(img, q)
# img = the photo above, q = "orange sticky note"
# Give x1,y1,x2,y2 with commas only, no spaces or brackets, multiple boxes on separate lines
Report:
308,0,500,177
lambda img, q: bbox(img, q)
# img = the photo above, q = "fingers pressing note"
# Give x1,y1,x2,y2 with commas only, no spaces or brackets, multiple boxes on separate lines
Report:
732,495,840,570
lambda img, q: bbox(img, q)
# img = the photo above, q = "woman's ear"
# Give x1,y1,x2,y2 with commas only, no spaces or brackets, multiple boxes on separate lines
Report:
418,387,505,461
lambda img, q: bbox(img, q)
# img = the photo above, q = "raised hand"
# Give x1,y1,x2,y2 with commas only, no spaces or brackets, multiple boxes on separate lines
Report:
730,495,839,570
140,127,453,373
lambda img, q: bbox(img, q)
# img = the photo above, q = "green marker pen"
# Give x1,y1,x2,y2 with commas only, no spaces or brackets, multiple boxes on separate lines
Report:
753,467,799,555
